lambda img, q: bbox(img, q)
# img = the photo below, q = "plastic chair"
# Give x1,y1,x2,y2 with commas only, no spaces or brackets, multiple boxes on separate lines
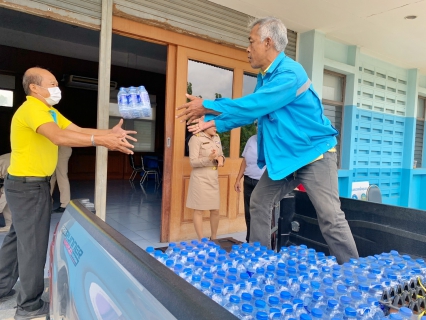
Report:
129,155,143,181
140,156,159,185
366,184,382,203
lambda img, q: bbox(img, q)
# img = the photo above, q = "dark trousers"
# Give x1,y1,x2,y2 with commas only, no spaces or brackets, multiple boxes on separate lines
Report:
243,175,259,242
250,152,359,264
0,178,51,311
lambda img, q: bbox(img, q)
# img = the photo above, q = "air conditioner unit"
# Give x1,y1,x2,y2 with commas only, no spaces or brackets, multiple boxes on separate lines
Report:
63,75,117,91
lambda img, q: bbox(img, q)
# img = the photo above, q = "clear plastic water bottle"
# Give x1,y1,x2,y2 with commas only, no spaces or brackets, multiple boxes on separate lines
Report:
293,299,306,319
366,297,384,320
350,291,362,308
255,311,268,320
323,299,339,317
200,280,212,297
343,307,357,320
253,299,267,315
337,296,352,318
224,295,241,315
128,86,141,118
279,291,292,304
311,308,323,320
307,292,324,313
139,85,152,117
117,87,131,119
300,314,313,320
281,303,294,320
295,283,310,305
211,285,224,306
191,274,202,289
239,303,255,320
398,307,413,320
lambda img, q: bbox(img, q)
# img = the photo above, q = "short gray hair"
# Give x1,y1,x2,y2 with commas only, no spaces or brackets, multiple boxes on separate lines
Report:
248,16,288,52
22,71,43,95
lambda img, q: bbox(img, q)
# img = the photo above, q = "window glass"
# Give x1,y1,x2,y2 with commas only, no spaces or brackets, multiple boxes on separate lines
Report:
322,73,343,102
239,73,258,156
0,89,13,107
186,60,233,156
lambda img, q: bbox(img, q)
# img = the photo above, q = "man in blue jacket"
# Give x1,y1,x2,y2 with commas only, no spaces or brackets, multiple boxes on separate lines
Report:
177,16,358,263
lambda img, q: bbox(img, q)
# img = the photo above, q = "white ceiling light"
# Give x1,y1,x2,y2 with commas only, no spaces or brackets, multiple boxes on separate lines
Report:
404,15,417,20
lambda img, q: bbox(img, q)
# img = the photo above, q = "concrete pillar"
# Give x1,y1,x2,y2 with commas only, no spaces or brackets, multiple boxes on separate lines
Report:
95,0,113,221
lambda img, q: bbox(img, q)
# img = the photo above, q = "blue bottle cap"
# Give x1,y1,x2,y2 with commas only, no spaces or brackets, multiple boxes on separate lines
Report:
277,269,286,277
165,259,174,267
311,308,323,318
325,288,335,297
253,242,261,247
277,262,286,269
336,284,347,293
359,284,369,292
201,280,210,288
310,281,321,289
367,297,378,306
255,311,268,320
240,273,249,280
265,285,275,293
241,292,252,301
313,292,323,300
229,295,240,303
255,299,266,308
328,299,338,308
340,296,352,305
217,270,226,277
300,314,312,320
323,278,333,286
389,314,403,320
267,265,276,272
400,307,413,317
211,286,221,294
300,283,309,291
282,303,293,311
226,275,237,282
242,303,253,313
269,296,279,305
253,289,264,298
345,307,357,317
192,274,201,281
204,272,213,280
293,299,303,307
280,291,291,300
351,291,362,300
213,278,224,285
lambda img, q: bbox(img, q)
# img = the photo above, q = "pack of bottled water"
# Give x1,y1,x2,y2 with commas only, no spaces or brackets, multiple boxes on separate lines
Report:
117,86,151,119
145,241,426,320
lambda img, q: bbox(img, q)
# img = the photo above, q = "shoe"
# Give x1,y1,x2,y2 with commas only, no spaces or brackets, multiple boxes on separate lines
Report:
0,289,16,302
15,301,49,320
52,207,66,213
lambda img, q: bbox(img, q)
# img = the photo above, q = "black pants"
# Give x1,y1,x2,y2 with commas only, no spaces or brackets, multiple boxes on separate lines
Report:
243,175,259,242
0,178,51,311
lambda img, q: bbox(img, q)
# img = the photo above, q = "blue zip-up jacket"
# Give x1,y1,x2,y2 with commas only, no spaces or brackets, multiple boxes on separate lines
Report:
203,52,338,180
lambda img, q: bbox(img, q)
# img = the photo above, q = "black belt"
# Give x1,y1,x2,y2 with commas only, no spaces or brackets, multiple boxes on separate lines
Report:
7,174,51,182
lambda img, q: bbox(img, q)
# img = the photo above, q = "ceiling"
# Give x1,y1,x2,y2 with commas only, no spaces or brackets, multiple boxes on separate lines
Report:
208,0,426,74
0,7,167,74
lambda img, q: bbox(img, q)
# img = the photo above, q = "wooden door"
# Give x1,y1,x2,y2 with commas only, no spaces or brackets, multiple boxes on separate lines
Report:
169,46,254,241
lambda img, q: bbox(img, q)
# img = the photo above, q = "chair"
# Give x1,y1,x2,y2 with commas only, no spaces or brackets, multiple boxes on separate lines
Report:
366,184,382,203
128,155,143,181
140,156,159,185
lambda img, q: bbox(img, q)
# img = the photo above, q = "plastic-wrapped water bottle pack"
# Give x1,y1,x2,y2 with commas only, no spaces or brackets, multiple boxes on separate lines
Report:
117,86,151,119
145,240,426,320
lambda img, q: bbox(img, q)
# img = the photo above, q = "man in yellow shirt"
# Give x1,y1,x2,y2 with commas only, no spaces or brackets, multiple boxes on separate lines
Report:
0,67,137,319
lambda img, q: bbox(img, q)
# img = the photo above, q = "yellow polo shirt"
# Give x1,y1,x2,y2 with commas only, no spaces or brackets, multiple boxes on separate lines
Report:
8,96,71,177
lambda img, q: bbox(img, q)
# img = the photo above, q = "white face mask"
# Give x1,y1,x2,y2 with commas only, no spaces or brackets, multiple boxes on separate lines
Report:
36,86,62,105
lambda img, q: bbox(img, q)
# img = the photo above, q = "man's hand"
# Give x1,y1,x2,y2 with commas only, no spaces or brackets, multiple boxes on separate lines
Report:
111,119,138,142
234,180,241,193
176,94,207,123
96,133,135,155
187,117,215,134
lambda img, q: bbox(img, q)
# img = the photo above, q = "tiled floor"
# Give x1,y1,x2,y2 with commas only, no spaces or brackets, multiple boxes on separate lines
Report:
0,179,246,268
